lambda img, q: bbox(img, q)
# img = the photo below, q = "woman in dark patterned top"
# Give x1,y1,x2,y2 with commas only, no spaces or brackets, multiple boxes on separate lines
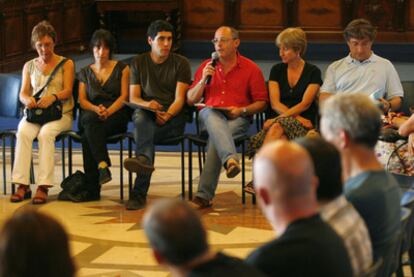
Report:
72,29,130,202
248,27,322,158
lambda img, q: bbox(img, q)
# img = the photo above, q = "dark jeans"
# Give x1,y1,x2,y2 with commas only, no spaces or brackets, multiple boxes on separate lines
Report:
80,108,130,192
132,109,185,197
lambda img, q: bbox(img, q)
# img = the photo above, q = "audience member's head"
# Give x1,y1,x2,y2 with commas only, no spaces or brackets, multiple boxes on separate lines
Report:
253,141,318,231
90,29,116,58
213,26,240,59
143,199,208,267
295,137,343,202
147,19,174,40
31,20,57,48
344,18,377,42
320,93,382,150
276,27,307,56
0,209,75,277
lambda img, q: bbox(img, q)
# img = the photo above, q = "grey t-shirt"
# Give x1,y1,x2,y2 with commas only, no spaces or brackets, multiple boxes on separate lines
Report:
345,171,401,263
130,52,191,109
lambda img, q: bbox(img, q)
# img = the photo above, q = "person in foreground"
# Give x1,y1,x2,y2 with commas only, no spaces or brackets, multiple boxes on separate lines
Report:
295,137,373,276
73,29,130,202
10,20,75,204
143,199,266,277
0,209,76,277
319,18,403,112
320,93,401,276
124,20,191,210
187,26,268,209
245,140,353,277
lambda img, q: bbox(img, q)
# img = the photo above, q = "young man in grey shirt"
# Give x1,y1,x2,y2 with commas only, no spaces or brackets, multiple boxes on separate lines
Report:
124,20,191,210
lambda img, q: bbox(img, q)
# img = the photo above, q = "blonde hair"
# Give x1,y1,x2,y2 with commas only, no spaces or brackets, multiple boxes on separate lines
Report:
31,20,57,48
276,27,307,56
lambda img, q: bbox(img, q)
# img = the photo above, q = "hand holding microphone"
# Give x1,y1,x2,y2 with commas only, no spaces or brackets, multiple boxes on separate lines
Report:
204,52,219,85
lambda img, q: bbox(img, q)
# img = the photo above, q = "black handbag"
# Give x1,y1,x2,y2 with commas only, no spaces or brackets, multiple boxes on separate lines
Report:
25,58,68,125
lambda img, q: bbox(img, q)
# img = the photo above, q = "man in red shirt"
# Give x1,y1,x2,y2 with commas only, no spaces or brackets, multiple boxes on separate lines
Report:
187,26,268,208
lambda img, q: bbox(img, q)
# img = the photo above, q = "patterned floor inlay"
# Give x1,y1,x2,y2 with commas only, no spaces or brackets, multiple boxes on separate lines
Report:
0,150,276,276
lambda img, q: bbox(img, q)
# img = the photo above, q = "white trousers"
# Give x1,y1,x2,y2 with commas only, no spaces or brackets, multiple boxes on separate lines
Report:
11,113,72,186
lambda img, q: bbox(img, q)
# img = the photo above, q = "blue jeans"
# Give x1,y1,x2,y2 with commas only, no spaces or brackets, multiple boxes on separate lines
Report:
196,108,250,200
132,109,185,197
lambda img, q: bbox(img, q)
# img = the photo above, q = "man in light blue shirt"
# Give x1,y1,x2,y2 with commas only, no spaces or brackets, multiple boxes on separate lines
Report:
320,18,403,112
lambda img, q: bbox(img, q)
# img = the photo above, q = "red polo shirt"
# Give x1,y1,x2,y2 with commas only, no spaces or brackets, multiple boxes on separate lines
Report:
190,54,268,107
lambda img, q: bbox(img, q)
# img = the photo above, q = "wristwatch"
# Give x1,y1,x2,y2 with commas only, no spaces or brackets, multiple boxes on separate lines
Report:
242,107,248,117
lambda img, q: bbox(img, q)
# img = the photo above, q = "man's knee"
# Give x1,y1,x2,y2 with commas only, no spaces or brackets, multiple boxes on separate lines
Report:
199,108,226,127
132,109,153,127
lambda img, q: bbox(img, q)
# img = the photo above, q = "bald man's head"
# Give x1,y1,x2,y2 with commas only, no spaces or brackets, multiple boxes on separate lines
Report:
254,141,316,201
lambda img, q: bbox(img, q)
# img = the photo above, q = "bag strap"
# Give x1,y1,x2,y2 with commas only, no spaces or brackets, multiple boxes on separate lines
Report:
33,58,68,98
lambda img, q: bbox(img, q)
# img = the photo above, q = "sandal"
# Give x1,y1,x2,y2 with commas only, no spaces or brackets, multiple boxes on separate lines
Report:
10,185,32,203
32,185,50,205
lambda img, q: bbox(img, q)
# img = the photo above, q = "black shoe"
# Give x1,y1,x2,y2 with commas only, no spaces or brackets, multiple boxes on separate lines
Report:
189,196,212,210
126,193,146,210
98,167,112,185
67,190,101,203
124,155,154,173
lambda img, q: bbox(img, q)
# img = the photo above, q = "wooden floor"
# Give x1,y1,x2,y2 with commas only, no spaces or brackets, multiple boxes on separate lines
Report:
0,149,275,277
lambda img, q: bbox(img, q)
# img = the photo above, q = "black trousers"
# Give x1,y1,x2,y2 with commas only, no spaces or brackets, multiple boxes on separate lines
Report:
79,108,130,192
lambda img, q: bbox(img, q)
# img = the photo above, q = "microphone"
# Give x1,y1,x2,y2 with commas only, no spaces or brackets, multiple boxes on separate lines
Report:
205,52,219,85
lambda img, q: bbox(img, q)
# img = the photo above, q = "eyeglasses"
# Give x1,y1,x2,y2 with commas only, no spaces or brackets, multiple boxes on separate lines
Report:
211,38,236,44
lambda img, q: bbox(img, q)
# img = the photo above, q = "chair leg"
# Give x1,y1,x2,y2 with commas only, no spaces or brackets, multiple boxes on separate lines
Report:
30,159,35,184
11,137,15,194
68,137,73,176
2,137,6,195
242,141,246,205
188,140,193,200
61,138,66,179
120,139,124,201
128,137,132,195
180,139,185,199
197,145,203,175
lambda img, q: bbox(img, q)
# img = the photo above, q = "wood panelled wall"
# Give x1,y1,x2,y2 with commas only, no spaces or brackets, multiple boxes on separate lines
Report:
0,0,96,73
182,0,414,41
2,0,414,73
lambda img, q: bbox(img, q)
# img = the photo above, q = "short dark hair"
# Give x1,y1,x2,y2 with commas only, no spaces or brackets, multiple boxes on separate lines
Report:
90,29,116,58
295,137,343,201
344,18,377,42
143,199,208,266
31,20,57,48
147,19,174,39
0,209,75,277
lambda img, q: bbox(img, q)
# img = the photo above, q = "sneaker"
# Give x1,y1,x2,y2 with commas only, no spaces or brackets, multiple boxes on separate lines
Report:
124,155,154,173
98,167,112,185
126,193,146,210
190,196,212,210
244,181,255,195
226,158,241,178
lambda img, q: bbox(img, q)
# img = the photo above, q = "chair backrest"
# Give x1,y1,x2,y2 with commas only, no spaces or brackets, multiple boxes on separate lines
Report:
386,207,411,277
0,74,22,118
401,81,414,115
